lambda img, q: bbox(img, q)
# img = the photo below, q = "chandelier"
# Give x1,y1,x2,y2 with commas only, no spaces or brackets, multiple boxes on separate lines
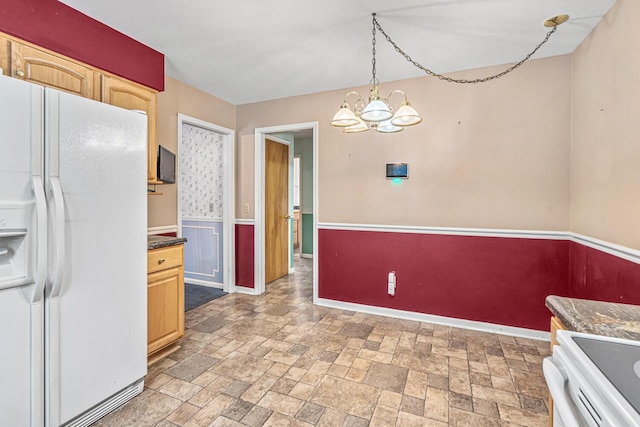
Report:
331,13,569,134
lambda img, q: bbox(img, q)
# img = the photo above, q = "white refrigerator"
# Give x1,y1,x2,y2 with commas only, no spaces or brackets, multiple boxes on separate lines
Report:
0,76,147,426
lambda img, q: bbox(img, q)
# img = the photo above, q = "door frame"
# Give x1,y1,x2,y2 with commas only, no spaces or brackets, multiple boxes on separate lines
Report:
177,114,236,293
254,122,318,299
293,154,302,255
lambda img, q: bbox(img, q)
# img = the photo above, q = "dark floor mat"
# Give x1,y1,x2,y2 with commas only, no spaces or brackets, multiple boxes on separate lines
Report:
185,283,227,311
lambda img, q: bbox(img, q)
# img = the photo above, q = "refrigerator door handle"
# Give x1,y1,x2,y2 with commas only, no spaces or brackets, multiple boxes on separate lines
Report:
49,176,66,298
30,175,46,427
32,176,47,303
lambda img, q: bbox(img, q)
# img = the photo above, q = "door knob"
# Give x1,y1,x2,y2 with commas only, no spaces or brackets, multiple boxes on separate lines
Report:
285,215,292,220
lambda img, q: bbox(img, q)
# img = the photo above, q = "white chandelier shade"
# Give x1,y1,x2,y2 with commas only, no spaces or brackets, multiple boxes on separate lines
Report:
343,116,369,133
391,102,422,126
360,99,393,122
330,102,360,127
376,118,404,133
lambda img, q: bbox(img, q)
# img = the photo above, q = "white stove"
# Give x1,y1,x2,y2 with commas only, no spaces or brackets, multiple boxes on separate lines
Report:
544,330,640,427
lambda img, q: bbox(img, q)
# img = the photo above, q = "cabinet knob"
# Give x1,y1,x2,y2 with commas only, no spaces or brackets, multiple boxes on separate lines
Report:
16,70,25,78
157,258,165,264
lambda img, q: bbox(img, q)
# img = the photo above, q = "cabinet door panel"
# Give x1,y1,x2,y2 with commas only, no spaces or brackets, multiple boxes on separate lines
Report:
11,43,96,99
103,76,158,182
147,266,184,355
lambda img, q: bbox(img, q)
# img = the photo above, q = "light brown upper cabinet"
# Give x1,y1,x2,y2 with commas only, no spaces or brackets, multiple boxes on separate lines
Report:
102,76,159,182
10,42,99,100
0,32,160,184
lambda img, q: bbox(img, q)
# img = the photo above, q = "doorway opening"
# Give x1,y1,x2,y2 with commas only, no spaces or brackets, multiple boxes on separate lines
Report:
177,114,236,294
254,122,318,302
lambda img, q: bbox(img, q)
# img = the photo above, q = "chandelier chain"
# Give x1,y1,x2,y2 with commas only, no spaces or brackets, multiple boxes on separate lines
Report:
371,13,378,85
372,15,558,84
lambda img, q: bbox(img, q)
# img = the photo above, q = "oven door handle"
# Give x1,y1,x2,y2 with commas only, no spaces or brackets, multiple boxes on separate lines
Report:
543,356,583,427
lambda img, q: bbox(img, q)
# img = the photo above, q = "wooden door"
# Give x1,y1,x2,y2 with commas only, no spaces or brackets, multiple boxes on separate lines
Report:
102,75,158,182
265,138,289,284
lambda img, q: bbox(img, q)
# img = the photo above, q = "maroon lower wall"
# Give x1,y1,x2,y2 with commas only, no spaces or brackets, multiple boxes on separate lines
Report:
318,229,571,331
0,0,164,91
567,241,640,304
235,224,255,288
229,224,640,331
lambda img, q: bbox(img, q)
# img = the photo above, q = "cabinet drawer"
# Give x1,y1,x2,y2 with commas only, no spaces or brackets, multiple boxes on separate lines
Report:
148,245,183,274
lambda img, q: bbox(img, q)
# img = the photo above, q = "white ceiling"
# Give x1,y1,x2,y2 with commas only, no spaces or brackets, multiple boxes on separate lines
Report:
61,0,616,105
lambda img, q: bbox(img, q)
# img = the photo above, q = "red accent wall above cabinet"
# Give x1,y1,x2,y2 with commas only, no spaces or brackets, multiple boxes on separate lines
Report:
0,0,164,91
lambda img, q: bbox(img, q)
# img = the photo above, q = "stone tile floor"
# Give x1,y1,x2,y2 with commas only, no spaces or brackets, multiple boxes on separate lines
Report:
95,258,550,426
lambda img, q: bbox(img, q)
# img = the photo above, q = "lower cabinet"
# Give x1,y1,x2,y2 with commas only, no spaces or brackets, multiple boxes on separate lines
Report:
147,244,185,359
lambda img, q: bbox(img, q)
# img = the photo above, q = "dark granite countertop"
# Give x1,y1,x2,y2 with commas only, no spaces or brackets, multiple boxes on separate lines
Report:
148,235,187,250
546,295,640,341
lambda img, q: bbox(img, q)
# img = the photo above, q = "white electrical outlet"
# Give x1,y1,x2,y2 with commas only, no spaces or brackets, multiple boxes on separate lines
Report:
388,271,396,296
244,202,250,213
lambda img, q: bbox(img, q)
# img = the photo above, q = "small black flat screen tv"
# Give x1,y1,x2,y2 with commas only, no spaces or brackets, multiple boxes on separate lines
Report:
157,145,176,183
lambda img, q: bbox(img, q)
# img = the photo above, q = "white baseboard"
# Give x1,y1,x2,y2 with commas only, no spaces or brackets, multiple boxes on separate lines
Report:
301,253,313,259
315,298,550,341
235,286,258,295
289,267,295,274
185,278,223,289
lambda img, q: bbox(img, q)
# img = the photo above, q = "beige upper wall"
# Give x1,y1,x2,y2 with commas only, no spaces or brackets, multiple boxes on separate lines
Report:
148,76,236,228
236,133,256,220
237,55,571,230
149,1,638,246
570,0,640,249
